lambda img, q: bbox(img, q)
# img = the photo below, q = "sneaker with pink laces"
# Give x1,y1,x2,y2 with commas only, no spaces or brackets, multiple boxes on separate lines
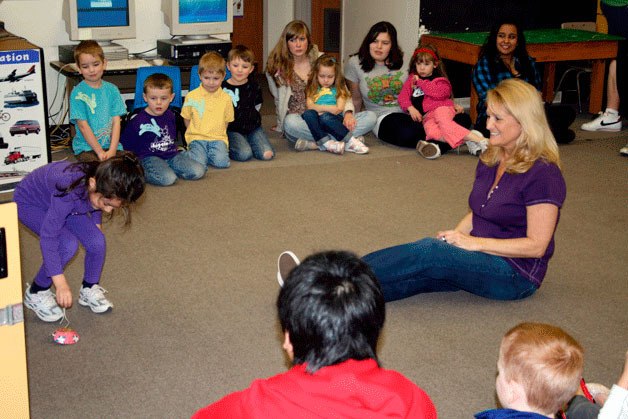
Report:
345,137,369,154
323,139,345,154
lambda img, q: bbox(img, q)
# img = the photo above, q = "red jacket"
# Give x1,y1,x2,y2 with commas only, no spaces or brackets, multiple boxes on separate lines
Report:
192,359,437,418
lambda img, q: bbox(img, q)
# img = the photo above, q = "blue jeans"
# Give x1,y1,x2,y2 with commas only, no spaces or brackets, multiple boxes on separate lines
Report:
228,127,274,161
362,238,537,302
283,110,377,143
141,154,206,186
301,110,351,146
185,140,230,169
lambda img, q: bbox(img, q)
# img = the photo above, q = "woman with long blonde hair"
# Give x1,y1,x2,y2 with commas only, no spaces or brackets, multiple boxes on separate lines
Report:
361,78,567,302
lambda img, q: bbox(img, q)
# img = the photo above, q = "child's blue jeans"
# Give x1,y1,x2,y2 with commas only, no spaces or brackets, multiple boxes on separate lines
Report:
141,154,206,186
302,110,352,147
228,127,274,161
186,140,230,169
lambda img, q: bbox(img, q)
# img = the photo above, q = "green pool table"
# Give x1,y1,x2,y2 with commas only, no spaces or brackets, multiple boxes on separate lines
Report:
420,29,623,121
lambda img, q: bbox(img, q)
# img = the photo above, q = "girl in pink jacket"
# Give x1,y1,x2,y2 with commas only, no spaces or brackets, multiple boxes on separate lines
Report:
398,45,489,159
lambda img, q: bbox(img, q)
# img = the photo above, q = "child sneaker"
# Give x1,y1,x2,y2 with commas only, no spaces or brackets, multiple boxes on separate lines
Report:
416,140,441,159
78,284,113,313
294,138,317,151
24,284,64,322
323,139,345,154
466,130,489,156
345,137,369,154
277,251,300,287
581,111,622,132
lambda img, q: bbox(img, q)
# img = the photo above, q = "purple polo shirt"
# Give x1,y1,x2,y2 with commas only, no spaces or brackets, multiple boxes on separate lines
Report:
468,159,566,287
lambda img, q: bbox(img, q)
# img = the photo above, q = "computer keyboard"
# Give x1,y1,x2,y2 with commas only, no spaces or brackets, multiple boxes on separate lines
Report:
65,59,152,72
103,59,153,71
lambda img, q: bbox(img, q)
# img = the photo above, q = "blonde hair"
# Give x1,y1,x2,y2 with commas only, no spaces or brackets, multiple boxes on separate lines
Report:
144,73,173,94
198,51,226,76
500,322,584,413
266,20,315,86
74,40,104,64
306,54,350,101
480,79,561,174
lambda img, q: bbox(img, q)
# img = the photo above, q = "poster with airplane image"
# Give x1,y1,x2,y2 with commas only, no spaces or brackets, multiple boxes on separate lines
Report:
0,48,49,191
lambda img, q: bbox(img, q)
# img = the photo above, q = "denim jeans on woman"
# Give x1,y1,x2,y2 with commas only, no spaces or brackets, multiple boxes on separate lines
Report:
362,237,537,302
141,154,206,186
228,126,274,161
283,110,376,143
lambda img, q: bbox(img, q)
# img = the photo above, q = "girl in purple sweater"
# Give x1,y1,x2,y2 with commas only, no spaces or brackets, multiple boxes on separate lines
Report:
14,153,144,322
398,45,489,159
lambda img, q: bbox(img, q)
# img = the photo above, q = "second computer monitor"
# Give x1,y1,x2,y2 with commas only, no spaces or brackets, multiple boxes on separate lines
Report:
162,0,233,40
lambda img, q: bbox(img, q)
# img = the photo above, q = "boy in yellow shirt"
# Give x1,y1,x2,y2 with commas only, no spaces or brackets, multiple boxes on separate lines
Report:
181,51,234,169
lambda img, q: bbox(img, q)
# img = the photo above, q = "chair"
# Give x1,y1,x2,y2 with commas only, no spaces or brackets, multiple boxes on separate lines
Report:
555,22,596,113
125,65,186,148
131,65,183,111
188,65,231,91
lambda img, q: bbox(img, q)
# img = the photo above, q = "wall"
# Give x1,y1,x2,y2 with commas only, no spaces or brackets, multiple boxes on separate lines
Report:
341,0,420,66
264,0,294,69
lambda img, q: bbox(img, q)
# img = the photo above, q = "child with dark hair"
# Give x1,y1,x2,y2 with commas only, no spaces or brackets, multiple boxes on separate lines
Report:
14,152,145,322
193,250,437,418
399,44,488,159
121,73,205,186
222,45,274,161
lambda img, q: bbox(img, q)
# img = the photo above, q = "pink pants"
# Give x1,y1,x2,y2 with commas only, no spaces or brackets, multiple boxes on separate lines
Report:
422,106,470,148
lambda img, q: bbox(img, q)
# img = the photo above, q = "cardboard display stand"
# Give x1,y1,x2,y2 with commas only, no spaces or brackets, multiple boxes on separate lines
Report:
0,31,51,192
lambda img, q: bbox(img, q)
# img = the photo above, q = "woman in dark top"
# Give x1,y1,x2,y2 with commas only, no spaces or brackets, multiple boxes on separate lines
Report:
473,20,576,144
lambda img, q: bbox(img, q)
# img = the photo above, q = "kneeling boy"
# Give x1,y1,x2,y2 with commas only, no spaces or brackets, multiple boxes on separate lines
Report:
121,73,205,186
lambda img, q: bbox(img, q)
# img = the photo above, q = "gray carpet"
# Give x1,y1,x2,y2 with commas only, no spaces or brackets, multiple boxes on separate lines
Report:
13,110,628,418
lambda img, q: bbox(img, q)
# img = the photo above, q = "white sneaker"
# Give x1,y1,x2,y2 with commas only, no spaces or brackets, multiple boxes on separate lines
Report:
581,111,622,132
277,251,300,287
345,137,369,154
416,141,441,159
78,284,113,313
621,144,628,156
294,138,317,151
24,284,64,322
323,139,345,154
465,140,484,156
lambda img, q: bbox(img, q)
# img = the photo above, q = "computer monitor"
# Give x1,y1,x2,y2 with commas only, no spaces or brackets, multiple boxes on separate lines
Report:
63,0,137,45
162,0,233,41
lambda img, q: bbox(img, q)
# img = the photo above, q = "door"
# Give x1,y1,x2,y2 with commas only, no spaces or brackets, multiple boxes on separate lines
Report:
231,0,264,72
311,0,341,60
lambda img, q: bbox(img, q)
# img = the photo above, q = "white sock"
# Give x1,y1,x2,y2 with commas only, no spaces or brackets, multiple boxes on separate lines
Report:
605,108,619,116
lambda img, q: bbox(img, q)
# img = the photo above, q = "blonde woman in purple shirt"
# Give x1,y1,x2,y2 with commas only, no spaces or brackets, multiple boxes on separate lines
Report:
363,79,566,302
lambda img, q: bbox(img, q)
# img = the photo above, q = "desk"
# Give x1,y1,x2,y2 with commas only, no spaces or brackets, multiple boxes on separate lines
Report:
420,29,622,121
50,61,195,94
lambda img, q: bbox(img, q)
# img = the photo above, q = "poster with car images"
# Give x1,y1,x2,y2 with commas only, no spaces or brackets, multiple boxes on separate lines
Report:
0,48,49,191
